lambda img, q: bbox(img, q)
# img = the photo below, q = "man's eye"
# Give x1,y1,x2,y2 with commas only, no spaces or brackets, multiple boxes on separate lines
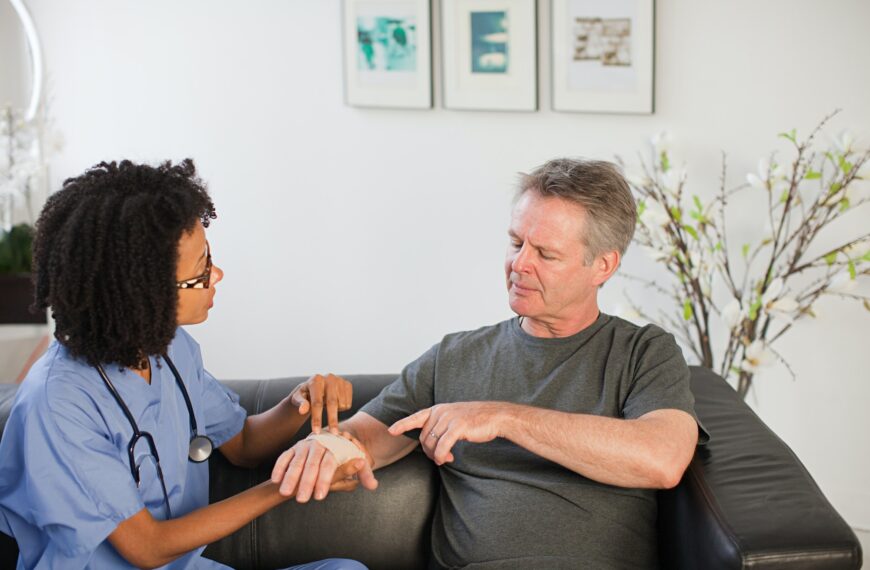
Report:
541,253,556,261
511,241,522,249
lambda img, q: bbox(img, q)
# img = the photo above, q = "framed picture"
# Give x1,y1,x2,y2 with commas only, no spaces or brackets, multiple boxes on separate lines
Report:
342,0,433,109
442,0,538,111
551,0,655,114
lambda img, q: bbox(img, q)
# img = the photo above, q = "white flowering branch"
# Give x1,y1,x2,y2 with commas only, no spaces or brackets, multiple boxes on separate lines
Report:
619,111,870,398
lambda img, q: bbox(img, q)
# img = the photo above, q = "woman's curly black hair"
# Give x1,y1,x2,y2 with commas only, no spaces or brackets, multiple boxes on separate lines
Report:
32,159,216,368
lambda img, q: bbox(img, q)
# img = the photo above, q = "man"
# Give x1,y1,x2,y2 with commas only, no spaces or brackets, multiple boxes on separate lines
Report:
273,158,707,568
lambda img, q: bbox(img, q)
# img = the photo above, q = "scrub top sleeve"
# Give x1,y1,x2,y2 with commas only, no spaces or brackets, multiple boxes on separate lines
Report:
200,369,247,448
26,384,145,557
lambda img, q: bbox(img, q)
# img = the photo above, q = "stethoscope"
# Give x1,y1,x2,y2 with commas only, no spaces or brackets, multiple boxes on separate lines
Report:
94,354,214,519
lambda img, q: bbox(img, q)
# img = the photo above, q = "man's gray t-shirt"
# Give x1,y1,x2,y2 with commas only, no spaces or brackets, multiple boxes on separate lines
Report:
360,314,706,569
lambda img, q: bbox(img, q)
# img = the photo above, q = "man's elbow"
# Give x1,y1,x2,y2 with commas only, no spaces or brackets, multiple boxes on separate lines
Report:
656,464,687,489
652,452,693,489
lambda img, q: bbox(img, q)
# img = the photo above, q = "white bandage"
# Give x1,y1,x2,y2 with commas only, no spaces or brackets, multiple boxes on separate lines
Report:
306,432,366,465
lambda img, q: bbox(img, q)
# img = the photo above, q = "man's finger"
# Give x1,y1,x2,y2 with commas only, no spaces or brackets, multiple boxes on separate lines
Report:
433,427,461,465
389,408,431,435
279,447,308,496
296,444,328,503
314,453,352,500
271,448,295,484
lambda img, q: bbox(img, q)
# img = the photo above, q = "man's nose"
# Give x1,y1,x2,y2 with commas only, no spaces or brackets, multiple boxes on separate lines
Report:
511,244,533,273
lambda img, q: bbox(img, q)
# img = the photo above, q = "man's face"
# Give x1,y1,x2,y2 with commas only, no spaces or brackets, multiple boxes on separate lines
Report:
504,191,607,326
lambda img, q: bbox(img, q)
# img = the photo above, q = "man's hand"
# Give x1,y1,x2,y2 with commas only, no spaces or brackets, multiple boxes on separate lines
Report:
388,402,507,465
271,433,378,502
289,373,353,434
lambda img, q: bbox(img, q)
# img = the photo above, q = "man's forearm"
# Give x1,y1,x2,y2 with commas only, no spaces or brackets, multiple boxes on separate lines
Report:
341,412,418,470
496,403,696,488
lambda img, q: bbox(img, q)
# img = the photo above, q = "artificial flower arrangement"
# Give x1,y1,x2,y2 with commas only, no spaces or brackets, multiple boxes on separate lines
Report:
620,112,869,397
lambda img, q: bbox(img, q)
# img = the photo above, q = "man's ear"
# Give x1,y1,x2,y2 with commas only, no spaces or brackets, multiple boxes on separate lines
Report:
593,250,620,287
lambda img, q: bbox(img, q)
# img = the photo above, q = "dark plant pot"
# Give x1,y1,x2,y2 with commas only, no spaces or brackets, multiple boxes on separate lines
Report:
0,273,46,324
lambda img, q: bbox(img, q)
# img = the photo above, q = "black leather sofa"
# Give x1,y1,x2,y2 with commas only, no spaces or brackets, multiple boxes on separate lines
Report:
0,367,863,569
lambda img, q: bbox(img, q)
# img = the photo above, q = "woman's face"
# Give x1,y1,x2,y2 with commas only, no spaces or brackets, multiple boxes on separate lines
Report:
175,222,223,326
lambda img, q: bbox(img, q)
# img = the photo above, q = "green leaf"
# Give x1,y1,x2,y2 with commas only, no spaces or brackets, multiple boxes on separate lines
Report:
742,244,750,258
660,151,670,173
779,189,790,203
683,225,699,240
839,156,853,174
637,200,646,217
824,252,838,265
805,170,822,180
778,129,796,143
670,207,682,222
748,298,762,321
848,260,857,280
862,251,870,262
864,300,870,312
692,195,703,213
714,242,723,252
683,299,693,321
839,198,850,212
0,224,34,273
829,182,842,194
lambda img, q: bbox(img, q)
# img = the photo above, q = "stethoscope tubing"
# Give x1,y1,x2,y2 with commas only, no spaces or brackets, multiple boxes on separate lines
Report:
94,354,214,519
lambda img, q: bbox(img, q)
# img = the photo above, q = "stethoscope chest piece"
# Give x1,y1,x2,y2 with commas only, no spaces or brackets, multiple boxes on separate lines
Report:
189,434,214,463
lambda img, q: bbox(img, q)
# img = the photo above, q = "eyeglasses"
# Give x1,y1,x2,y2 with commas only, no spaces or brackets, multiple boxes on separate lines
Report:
176,242,212,289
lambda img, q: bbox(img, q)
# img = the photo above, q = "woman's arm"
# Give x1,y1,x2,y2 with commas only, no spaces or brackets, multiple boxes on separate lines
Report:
219,374,352,468
108,456,363,569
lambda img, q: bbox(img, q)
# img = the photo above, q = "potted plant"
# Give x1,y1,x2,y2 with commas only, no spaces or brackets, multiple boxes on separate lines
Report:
0,105,53,324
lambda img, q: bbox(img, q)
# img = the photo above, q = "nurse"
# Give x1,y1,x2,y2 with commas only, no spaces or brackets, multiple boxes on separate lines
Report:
0,160,369,569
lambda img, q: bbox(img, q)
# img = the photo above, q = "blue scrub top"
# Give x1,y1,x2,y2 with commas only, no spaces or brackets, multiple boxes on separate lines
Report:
0,328,247,569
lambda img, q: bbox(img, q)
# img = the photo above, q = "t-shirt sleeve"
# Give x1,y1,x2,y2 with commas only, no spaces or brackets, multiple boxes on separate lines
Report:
4,381,146,558
622,328,710,444
200,368,247,448
359,343,439,435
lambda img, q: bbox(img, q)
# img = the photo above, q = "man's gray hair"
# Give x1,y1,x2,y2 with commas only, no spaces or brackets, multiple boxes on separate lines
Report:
517,158,636,265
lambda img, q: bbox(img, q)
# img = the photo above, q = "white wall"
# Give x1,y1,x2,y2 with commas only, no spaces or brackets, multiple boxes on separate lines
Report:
20,0,870,529
0,1,28,108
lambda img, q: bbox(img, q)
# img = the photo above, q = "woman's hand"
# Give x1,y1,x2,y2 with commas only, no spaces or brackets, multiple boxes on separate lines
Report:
289,373,353,434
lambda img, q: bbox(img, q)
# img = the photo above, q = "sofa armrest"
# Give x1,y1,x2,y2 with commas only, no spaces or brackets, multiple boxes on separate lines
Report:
658,367,862,569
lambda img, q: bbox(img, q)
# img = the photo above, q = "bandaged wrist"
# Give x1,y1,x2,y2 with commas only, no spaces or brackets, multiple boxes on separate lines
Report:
306,432,366,465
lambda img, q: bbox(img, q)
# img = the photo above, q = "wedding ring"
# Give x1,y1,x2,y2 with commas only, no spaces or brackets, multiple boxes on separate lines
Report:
429,431,440,439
